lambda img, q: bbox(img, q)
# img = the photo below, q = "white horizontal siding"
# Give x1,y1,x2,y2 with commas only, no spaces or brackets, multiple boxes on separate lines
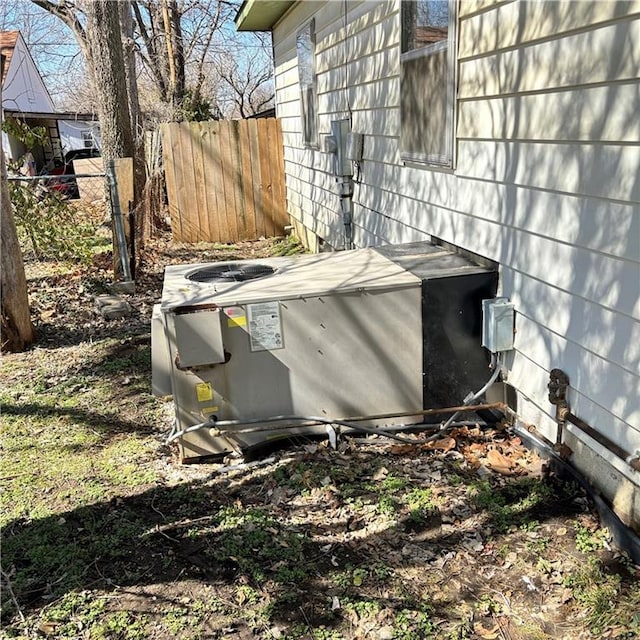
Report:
3,36,55,112
272,0,640,489
316,12,398,71
316,1,396,54
353,170,639,261
317,47,398,93
500,269,640,374
513,315,640,429
358,135,640,207
456,140,640,202
459,0,640,58
322,77,399,112
458,83,640,143
458,0,506,18
458,19,640,98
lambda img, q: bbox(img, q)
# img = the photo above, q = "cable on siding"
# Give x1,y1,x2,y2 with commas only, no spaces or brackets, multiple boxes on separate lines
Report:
343,0,353,125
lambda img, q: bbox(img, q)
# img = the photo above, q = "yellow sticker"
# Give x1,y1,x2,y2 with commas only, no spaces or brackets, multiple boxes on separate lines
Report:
195,382,213,403
227,316,247,328
201,406,219,415
224,306,247,327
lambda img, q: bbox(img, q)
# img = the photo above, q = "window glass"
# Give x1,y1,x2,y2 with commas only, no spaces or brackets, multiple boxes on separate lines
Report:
296,20,318,147
400,0,456,167
82,131,95,149
403,0,449,52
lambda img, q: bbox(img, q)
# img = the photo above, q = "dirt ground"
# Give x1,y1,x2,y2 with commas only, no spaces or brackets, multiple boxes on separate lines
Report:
1,230,639,639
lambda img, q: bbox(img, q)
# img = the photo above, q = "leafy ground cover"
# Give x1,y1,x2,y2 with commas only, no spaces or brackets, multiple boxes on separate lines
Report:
1,228,639,639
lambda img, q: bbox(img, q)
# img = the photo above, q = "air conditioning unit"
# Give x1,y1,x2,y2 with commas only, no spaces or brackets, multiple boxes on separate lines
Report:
152,242,497,461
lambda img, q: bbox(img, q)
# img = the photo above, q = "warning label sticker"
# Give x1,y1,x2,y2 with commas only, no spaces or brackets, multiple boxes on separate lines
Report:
224,306,247,327
247,302,284,352
195,382,213,403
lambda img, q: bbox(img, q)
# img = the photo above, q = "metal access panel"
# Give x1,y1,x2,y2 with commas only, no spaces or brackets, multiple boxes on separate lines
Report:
151,304,172,397
374,243,498,415
173,308,225,367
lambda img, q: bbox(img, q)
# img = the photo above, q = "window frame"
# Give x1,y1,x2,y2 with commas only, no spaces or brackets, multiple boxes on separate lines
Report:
296,18,319,149
399,0,458,168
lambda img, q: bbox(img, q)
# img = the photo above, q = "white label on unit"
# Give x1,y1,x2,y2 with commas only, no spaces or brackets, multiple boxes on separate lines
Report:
247,301,284,352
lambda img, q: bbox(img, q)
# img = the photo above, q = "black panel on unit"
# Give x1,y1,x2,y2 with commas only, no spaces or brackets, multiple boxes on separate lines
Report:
374,242,498,418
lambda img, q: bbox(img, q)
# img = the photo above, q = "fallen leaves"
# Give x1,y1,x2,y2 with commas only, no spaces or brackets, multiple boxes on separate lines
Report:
423,436,457,452
486,448,518,475
473,619,501,639
391,425,543,480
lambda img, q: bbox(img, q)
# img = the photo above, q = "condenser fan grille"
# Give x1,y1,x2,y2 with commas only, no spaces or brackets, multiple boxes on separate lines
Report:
186,263,276,283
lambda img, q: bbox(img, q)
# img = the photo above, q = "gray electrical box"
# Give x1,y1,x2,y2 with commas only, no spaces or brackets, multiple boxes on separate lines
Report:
346,132,364,162
325,119,353,176
482,298,515,352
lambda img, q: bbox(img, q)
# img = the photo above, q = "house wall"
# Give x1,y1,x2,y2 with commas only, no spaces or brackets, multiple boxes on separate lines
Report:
1,33,54,113
272,0,640,525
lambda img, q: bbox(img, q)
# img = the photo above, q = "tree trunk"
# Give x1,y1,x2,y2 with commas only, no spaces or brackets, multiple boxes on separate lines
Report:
31,0,146,277
120,0,147,249
84,0,136,279
1,101,35,352
85,1,135,163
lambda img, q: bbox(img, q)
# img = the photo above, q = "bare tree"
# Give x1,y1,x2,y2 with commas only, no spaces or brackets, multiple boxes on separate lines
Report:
1,68,35,352
119,0,146,205
30,1,136,158
14,1,274,124
218,48,274,118
83,1,135,162
131,0,233,121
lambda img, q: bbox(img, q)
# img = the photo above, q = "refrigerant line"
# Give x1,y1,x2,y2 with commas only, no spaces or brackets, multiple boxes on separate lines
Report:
165,401,506,445
438,353,502,432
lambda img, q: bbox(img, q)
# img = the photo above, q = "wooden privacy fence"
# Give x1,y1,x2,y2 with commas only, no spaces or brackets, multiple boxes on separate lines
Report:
161,118,288,243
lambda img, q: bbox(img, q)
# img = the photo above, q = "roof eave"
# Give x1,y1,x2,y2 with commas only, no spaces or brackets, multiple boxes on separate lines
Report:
4,110,99,122
234,0,296,31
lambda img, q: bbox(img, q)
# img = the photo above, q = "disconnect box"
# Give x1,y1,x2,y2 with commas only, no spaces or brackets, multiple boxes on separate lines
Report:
173,308,226,367
482,298,515,352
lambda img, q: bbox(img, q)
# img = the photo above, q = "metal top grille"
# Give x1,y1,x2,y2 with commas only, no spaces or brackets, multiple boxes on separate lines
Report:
186,263,276,283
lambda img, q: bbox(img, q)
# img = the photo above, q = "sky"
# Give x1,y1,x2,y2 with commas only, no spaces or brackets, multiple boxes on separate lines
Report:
1,0,273,112
2,0,89,106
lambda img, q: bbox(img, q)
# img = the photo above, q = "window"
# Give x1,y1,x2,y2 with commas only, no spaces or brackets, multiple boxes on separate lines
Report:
81,131,95,149
400,0,457,167
296,19,318,147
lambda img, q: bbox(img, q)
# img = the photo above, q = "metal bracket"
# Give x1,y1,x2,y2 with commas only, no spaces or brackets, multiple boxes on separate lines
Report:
325,424,338,450
548,368,570,447
548,368,569,407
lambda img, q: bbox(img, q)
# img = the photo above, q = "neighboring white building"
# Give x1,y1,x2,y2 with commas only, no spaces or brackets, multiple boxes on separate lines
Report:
236,1,640,530
1,30,99,170
1,30,53,112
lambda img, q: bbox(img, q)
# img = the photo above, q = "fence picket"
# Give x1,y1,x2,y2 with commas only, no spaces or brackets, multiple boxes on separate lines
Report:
162,124,181,237
240,120,257,241
248,118,264,238
202,121,221,242
258,119,274,238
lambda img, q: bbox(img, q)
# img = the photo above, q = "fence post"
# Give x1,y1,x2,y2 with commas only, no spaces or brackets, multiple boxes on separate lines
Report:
107,159,134,289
